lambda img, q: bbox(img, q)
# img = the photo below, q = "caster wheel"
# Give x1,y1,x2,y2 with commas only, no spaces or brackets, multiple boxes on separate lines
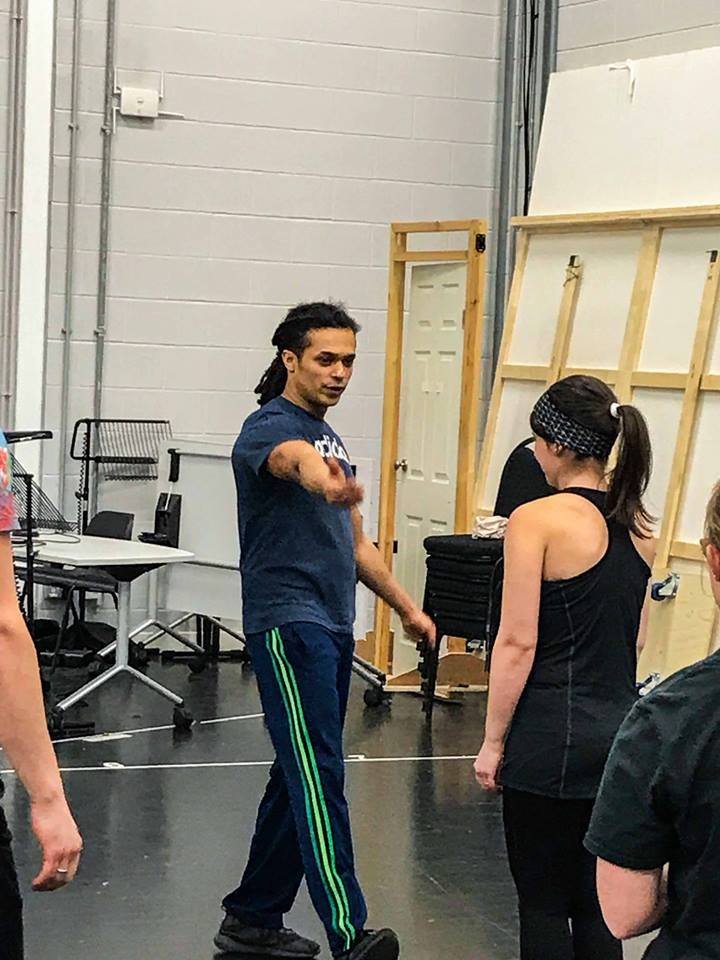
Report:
238,649,251,664
47,710,64,736
188,657,207,675
130,645,149,669
173,707,194,731
363,686,385,708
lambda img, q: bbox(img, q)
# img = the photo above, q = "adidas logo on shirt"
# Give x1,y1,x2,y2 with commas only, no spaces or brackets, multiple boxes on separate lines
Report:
314,436,350,464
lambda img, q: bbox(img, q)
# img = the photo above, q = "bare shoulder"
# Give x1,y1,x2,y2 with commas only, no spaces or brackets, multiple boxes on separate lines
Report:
507,498,555,536
510,492,594,524
517,493,609,550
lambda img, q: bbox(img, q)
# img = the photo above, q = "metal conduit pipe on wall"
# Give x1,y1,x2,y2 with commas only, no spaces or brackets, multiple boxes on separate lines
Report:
90,0,117,516
490,0,519,373
57,0,83,514
489,0,558,372
1,0,27,429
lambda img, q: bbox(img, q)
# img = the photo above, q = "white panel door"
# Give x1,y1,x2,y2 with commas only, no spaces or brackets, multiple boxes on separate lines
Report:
391,263,465,674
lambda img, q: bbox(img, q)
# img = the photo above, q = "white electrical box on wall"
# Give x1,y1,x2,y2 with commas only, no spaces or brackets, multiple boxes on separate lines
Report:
119,86,160,119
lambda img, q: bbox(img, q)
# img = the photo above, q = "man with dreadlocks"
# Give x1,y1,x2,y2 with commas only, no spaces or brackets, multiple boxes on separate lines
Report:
214,302,434,960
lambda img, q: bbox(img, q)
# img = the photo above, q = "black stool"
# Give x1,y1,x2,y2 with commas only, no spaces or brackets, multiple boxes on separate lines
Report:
419,535,504,720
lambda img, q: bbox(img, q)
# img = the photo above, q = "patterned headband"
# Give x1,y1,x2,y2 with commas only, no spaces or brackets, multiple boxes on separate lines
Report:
531,392,615,460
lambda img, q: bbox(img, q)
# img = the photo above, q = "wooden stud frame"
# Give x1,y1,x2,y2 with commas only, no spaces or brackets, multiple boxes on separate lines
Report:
474,205,720,572
372,219,488,673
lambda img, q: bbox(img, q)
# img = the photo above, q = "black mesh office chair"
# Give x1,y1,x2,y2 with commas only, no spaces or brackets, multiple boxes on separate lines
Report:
17,511,134,672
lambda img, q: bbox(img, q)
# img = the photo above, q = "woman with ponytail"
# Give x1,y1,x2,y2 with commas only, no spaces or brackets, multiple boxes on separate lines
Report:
474,375,656,960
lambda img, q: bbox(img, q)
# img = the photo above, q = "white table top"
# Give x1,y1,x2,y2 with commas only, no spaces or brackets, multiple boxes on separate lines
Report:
26,535,194,569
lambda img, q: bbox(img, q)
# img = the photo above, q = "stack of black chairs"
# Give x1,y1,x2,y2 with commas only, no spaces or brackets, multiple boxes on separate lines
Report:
418,535,503,719
417,436,553,719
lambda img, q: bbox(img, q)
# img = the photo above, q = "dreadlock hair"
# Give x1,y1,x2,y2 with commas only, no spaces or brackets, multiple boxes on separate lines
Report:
254,302,361,406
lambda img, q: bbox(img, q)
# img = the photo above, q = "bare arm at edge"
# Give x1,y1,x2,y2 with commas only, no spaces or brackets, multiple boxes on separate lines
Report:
0,534,82,890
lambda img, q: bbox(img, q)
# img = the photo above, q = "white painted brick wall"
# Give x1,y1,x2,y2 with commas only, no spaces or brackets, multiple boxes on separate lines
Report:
558,0,720,70
46,0,500,619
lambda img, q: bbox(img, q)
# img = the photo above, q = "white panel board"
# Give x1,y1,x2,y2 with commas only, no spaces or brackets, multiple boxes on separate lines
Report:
158,439,241,621
677,393,720,544
707,294,720,376
482,380,544,513
164,564,241,622
565,232,643,369
507,235,570,366
641,229,720,373
532,47,720,215
632,388,683,523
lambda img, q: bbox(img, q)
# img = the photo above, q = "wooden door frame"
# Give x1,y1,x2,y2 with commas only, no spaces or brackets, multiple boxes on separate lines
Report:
368,219,488,673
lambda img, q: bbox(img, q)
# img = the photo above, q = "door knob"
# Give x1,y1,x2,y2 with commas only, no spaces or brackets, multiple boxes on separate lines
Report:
394,459,408,472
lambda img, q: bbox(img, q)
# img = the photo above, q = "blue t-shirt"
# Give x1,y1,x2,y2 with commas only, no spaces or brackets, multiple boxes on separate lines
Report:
233,396,356,635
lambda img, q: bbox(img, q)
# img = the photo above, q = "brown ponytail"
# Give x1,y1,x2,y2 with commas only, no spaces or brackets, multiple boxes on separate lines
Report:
606,403,654,537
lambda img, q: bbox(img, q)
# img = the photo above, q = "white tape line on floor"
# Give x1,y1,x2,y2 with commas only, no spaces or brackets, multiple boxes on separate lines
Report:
0,755,477,775
50,712,265,746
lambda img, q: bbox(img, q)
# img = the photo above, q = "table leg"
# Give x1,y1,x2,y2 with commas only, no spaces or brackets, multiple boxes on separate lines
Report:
97,613,205,659
54,664,125,713
54,579,189,719
124,666,183,706
115,581,131,667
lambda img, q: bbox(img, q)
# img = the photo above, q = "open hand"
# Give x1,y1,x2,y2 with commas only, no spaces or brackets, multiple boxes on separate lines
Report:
323,459,364,507
474,740,504,792
31,797,83,892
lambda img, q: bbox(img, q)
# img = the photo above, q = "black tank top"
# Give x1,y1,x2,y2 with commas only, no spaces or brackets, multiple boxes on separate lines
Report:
499,488,651,799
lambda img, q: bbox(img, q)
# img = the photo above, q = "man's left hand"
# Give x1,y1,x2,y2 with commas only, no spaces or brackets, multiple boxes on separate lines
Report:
402,608,436,648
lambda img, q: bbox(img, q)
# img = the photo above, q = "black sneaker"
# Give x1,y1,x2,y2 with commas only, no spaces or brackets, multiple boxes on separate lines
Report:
213,912,321,958
335,929,400,960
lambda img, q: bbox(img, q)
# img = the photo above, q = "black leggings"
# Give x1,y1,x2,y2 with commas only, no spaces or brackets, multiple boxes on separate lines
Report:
502,788,621,960
0,806,23,960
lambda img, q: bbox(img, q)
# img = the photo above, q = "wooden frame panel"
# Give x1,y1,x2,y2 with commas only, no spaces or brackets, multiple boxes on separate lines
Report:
512,204,720,233
616,226,663,403
547,255,582,383
474,205,720,678
473,232,531,513
656,250,720,568
373,219,488,672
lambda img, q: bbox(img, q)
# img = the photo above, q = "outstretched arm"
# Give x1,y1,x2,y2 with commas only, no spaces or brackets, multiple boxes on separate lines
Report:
351,508,435,646
267,441,364,506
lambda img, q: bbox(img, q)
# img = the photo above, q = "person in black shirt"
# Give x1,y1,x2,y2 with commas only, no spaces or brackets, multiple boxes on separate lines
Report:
493,437,554,518
474,375,655,960
585,479,720,959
